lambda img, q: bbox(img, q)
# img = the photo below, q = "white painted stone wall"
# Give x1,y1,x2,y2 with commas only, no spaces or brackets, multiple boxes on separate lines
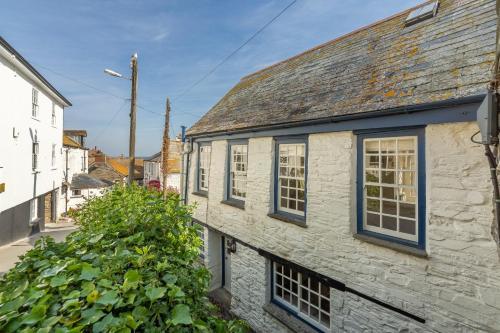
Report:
0,49,66,214
67,188,106,211
187,122,500,332
58,147,88,216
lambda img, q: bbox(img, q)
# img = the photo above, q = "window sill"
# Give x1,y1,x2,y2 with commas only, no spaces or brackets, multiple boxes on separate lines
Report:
31,117,40,122
268,213,306,228
263,303,319,333
221,199,245,210
192,191,208,198
353,233,428,258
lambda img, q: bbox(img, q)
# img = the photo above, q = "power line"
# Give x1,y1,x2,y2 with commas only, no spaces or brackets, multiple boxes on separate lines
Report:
33,62,128,101
34,62,170,117
93,100,129,142
173,0,297,102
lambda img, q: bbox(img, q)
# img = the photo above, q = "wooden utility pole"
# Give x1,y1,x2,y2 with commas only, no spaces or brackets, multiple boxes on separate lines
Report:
128,53,138,186
162,98,171,196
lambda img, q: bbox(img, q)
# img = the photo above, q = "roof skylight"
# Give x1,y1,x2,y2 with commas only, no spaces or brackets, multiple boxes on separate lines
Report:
405,1,439,26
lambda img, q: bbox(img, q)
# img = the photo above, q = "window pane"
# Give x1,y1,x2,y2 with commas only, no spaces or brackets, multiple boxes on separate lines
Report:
381,155,396,169
400,219,416,235
367,199,380,213
399,203,415,218
365,140,379,154
366,170,379,183
367,213,380,227
380,140,396,154
382,201,397,215
366,155,379,168
382,186,396,200
366,185,380,198
398,139,415,154
382,215,397,231
382,171,395,184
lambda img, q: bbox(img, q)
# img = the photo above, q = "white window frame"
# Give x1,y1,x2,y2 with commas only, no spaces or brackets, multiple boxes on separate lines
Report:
51,144,56,168
363,136,419,242
32,88,39,118
29,198,38,222
72,189,82,197
32,141,39,171
51,102,56,126
276,140,306,216
228,143,248,201
198,144,211,192
273,262,331,331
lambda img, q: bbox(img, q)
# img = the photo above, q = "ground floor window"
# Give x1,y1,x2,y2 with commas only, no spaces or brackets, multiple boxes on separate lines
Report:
72,189,82,197
272,262,331,331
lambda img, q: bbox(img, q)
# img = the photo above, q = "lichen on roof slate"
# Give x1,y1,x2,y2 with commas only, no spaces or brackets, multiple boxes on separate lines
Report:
187,0,496,136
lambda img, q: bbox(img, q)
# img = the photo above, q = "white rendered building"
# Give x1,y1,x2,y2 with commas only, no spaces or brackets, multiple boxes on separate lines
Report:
0,36,71,245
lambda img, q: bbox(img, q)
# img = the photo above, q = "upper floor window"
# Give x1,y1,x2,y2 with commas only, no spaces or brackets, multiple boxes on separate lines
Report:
272,261,331,331
32,141,39,171
51,144,56,168
197,144,212,193
228,142,248,202
32,88,39,118
275,137,307,219
51,103,56,126
357,128,425,249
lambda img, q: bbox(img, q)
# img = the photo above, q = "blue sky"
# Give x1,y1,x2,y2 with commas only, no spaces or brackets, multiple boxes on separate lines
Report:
1,0,421,156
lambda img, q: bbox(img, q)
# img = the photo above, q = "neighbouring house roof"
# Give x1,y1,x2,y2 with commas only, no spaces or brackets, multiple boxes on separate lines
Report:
107,158,143,179
145,152,161,162
187,0,496,136
64,130,88,137
71,173,108,190
88,163,124,185
63,135,82,149
0,36,71,107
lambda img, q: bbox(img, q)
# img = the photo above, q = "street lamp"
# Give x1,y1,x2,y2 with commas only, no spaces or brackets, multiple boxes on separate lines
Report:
104,53,138,186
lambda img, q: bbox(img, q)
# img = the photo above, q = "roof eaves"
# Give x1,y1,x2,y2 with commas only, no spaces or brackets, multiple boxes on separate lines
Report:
187,94,485,139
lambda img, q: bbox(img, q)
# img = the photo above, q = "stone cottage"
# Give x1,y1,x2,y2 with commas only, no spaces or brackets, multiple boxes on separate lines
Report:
184,0,500,332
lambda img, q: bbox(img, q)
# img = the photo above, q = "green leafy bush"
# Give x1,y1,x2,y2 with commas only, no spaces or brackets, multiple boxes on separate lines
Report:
0,185,248,333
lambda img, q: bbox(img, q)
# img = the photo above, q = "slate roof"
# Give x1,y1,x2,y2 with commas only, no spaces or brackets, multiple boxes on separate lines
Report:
145,152,161,162
187,0,496,136
71,173,108,190
88,163,124,185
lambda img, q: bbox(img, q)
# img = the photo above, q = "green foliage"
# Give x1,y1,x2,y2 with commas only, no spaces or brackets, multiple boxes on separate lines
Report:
0,185,249,332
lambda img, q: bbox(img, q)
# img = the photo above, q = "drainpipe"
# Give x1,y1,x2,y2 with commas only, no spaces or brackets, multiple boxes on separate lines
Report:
65,148,69,214
181,127,192,205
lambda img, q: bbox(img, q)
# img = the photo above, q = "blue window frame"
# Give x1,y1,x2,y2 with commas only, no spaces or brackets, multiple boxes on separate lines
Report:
271,261,331,332
273,136,308,221
226,140,248,204
196,142,212,194
356,127,426,250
